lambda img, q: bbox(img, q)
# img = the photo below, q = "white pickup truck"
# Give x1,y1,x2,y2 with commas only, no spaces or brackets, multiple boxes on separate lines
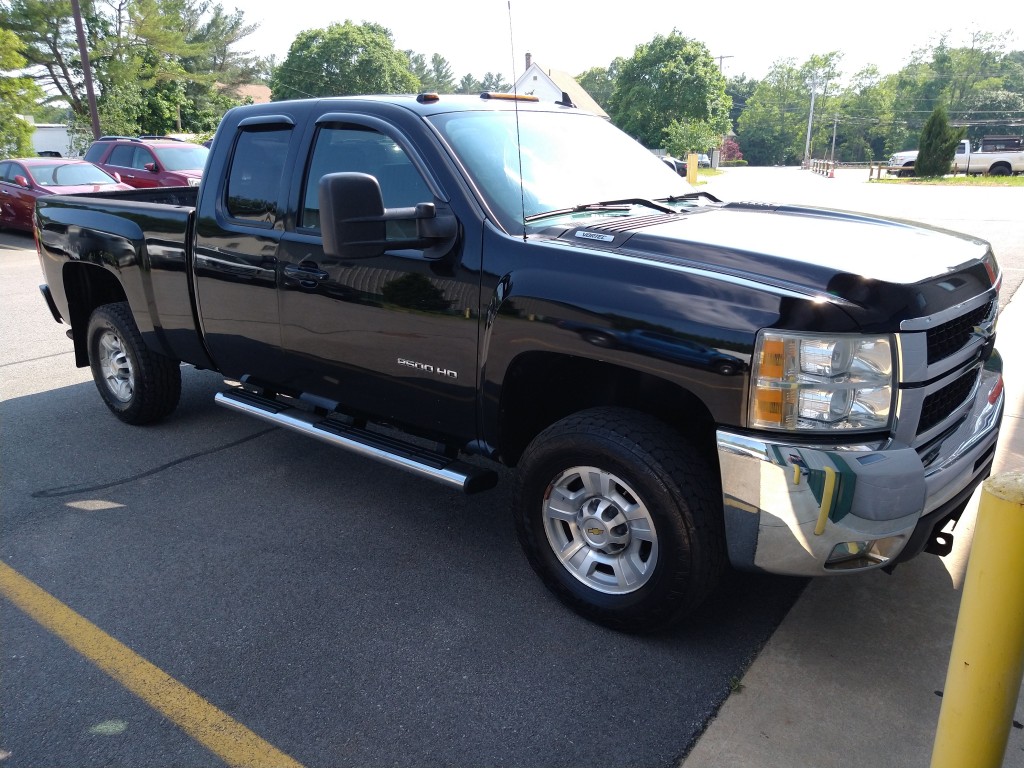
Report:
888,136,1024,176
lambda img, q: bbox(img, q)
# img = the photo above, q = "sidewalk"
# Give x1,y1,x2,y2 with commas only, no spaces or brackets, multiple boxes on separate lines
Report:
682,294,1024,767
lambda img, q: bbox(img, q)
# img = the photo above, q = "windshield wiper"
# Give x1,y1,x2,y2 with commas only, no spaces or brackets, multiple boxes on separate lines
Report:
524,197,676,223
659,191,722,204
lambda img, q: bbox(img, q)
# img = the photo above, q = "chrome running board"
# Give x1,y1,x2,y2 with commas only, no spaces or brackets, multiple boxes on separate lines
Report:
215,387,498,494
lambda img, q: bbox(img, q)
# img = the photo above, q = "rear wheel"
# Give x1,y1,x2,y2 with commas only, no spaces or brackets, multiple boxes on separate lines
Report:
989,164,1011,176
87,302,181,424
513,407,725,633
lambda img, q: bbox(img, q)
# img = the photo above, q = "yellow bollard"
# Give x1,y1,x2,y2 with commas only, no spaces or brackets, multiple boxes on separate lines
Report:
931,472,1024,768
687,153,698,186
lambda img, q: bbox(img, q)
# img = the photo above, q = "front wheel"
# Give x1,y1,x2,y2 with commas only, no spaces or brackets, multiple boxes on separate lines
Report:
513,407,725,633
87,302,181,424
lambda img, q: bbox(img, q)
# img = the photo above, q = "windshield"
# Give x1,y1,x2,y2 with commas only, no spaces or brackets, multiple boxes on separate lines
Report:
429,109,695,232
152,144,209,171
33,162,120,187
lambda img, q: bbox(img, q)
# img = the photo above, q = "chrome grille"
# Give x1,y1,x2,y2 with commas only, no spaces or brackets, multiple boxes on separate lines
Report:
926,300,993,364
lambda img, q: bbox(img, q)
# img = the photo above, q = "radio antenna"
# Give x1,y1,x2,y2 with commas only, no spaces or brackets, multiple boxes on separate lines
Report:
506,1,527,240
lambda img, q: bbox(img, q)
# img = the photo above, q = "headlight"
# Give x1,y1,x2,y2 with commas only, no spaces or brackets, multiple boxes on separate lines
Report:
749,331,895,433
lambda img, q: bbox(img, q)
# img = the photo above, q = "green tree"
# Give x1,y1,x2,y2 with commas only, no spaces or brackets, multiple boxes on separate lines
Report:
455,73,482,94
575,60,621,110
429,54,455,92
664,119,720,156
736,59,804,165
889,33,1017,147
480,71,510,92
0,0,104,118
915,104,965,177
404,51,456,92
735,53,842,165
725,74,758,133
271,21,417,100
608,31,730,149
405,51,429,90
2,0,258,136
0,27,42,157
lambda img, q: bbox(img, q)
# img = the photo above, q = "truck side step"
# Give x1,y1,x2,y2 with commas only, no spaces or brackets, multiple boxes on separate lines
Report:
215,388,498,494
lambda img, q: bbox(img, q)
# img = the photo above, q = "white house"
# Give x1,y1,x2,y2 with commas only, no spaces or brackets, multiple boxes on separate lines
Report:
511,53,608,118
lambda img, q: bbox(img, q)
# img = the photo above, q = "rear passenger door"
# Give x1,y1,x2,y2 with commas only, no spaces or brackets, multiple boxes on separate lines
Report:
275,114,480,441
192,117,297,383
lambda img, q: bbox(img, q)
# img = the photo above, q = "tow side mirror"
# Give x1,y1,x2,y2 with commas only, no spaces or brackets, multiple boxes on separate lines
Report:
319,172,458,260
320,172,387,259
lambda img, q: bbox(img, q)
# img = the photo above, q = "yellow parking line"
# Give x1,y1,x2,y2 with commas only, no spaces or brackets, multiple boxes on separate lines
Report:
0,561,304,768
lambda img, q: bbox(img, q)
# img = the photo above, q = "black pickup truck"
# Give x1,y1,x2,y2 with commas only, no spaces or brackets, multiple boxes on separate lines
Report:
35,94,1004,632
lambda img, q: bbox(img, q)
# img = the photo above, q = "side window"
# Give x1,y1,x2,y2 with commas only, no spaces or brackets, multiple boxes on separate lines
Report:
10,163,29,184
108,145,136,168
136,147,156,170
0,162,11,182
225,127,291,224
299,125,431,231
84,143,105,162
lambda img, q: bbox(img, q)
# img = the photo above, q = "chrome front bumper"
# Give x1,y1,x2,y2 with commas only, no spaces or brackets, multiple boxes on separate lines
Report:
716,366,1004,576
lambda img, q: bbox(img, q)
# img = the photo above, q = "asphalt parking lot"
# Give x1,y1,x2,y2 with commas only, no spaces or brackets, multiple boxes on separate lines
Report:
0,222,804,765
2,167,1022,768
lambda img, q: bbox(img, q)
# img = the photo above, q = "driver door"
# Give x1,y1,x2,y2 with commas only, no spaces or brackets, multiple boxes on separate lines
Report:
276,116,479,441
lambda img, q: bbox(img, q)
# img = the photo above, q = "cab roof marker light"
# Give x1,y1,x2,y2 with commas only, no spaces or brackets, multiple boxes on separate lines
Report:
416,93,440,104
480,92,539,102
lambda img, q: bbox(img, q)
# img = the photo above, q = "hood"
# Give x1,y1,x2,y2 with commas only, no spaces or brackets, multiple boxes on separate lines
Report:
552,203,996,328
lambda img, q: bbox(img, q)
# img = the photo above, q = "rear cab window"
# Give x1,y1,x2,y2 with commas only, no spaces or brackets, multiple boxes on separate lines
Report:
225,126,292,225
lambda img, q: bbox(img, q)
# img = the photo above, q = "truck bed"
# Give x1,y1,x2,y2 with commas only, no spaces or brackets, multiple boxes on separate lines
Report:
35,186,208,366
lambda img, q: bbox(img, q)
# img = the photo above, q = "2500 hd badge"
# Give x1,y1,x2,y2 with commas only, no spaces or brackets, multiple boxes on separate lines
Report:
398,357,459,379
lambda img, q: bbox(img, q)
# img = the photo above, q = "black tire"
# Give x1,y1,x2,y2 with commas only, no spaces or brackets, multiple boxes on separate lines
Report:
513,407,725,633
989,165,1011,177
87,302,181,424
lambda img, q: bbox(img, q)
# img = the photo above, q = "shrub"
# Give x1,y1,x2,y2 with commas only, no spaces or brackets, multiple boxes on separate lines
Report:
915,105,966,178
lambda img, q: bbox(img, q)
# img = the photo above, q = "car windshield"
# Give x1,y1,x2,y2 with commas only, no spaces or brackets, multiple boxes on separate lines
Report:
34,162,119,187
151,144,209,171
429,109,695,232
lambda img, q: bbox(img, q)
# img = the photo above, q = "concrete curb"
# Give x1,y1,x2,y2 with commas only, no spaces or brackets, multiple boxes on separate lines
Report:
681,294,1024,768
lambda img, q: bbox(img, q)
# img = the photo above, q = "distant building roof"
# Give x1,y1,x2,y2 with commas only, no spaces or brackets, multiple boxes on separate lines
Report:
215,82,272,104
232,84,272,104
511,55,608,119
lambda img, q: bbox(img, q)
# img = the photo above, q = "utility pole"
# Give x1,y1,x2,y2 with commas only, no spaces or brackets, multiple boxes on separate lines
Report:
830,115,839,163
70,0,101,140
803,72,820,167
716,55,734,74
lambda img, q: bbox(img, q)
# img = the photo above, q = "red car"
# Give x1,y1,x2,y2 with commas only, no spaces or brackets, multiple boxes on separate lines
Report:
0,158,134,233
84,137,209,189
